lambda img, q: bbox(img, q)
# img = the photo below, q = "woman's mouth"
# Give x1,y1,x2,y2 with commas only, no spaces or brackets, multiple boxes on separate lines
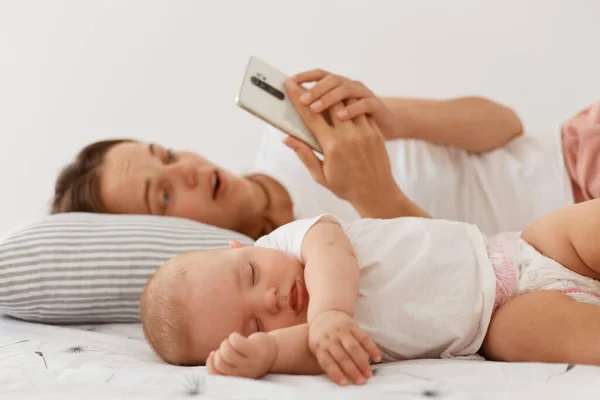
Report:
211,170,226,200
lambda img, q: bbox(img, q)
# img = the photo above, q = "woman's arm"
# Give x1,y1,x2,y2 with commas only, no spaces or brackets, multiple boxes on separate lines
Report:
290,70,523,154
382,96,524,153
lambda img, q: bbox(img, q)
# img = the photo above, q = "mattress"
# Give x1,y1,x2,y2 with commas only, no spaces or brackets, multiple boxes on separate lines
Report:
1,316,599,399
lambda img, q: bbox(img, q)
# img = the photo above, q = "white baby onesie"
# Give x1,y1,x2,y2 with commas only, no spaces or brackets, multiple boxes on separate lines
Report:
255,215,496,361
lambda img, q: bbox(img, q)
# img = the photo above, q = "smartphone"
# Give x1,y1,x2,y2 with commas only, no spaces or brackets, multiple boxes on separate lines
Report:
235,56,323,153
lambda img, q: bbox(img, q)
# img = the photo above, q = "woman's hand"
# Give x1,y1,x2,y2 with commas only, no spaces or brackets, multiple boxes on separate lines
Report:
291,69,400,139
284,79,402,216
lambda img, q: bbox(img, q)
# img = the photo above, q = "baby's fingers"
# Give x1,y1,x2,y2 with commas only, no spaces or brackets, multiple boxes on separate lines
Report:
219,337,246,366
206,351,222,375
353,329,382,363
315,349,348,386
213,349,237,376
328,343,366,385
227,332,251,357
340,335,372,379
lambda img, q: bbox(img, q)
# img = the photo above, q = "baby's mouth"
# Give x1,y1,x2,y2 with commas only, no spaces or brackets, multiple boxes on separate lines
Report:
288,279,308,315
288,283,297,314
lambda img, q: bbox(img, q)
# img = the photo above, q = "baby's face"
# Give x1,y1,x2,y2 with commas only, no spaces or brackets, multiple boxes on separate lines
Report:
180,245,309,361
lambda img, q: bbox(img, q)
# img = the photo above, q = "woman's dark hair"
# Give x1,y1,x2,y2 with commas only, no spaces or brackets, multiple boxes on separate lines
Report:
50,139,133,214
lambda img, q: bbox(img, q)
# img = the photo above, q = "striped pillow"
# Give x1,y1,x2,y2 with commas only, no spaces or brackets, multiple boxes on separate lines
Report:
0,213,254,324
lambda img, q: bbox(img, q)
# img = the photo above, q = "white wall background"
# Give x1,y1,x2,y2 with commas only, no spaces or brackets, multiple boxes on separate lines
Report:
0,0,598,235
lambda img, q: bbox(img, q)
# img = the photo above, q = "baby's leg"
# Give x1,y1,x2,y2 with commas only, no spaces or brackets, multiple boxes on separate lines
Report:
482,291,600,364
521,198,600,280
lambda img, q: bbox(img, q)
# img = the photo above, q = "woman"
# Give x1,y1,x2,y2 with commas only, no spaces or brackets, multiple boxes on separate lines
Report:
51,69,592,237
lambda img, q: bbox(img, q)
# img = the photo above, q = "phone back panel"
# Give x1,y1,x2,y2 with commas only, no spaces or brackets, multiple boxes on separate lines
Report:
236,57,322,153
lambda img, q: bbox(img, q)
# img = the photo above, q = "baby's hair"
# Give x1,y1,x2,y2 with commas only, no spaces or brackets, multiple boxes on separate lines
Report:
140,253,197,366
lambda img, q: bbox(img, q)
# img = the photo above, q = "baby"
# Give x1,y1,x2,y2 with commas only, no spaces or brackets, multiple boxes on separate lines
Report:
140,199,600,386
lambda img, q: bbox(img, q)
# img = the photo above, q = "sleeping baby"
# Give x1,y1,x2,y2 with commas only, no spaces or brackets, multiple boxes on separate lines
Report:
140,199,600,386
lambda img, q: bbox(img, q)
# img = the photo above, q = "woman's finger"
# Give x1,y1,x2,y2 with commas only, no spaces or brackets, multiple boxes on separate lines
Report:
315,349,348,386
366,116,383,136
342,98,379,120
327,342,366,385
228,332,251,357
283,136,325,184
291,69,330,84
353,330,382,363
309,85,355,113
353,112,371,132
300,74,342,107
328,102,351,127
344,99,370,129
284,79,332,143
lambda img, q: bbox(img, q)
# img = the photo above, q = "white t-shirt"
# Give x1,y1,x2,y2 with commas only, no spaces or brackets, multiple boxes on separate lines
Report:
255,215,496,361
252,126,573,235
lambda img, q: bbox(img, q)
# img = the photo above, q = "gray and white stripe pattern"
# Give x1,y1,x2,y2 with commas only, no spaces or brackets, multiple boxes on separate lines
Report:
0,213,254,324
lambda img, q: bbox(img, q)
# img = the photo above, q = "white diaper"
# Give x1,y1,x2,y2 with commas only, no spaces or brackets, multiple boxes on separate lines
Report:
516,239,600,306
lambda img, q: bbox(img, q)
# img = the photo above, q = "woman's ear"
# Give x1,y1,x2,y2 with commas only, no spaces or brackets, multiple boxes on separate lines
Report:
229,240,245,249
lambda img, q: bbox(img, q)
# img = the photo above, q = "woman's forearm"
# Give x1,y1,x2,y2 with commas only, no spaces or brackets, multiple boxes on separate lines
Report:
352,188,431,219
381,96,524,153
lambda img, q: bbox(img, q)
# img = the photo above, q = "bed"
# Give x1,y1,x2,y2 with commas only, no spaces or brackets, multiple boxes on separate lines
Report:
2,315,599,399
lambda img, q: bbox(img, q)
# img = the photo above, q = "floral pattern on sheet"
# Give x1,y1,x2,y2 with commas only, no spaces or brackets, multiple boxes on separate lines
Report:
0,316,598,400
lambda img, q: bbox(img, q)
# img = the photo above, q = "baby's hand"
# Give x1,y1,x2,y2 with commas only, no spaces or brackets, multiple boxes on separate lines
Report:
206,332,277,379
309,310,382,386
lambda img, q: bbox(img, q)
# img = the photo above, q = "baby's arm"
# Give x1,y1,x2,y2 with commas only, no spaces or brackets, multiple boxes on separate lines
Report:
301,219,359,323
301,220,382,384
267,324,322,375
207,324,322,379
209,319,378,385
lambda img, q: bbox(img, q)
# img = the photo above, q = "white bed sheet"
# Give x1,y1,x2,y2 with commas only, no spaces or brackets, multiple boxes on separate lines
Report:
1,316,599,400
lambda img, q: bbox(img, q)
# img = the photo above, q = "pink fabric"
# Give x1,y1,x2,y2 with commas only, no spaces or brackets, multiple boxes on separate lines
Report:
561,102,600,203
485,233,519,313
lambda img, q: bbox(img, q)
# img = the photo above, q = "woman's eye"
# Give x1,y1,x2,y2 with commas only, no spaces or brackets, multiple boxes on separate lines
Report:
162,191,170,207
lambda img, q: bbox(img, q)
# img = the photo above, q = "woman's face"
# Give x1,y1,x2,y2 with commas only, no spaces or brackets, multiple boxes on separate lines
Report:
99,141,286,237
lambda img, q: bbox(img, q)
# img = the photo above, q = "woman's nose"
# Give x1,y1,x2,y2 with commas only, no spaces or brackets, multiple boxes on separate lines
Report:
264,288,280,314
166,159,198,189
